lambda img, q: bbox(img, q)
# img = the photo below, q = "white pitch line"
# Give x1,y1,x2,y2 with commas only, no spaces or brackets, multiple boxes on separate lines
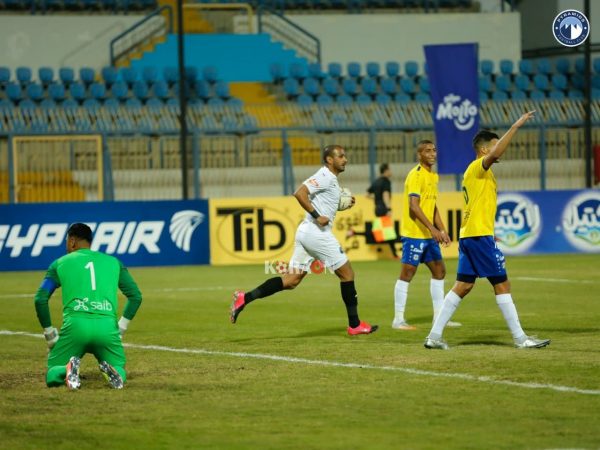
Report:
1,329,599,397
514,277,598,284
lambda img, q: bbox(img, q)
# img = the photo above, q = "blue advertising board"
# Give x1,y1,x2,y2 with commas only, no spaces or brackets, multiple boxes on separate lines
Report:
495,190,600,255
0,200,210,271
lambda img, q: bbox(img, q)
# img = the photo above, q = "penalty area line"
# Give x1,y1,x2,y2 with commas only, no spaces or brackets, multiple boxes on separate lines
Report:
2,329,599,397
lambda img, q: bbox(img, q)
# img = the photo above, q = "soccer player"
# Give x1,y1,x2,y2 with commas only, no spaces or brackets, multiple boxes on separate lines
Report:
230,145,378,335
425,111,550,350
393,140,461,330
34,223,142,389
366,162,399,259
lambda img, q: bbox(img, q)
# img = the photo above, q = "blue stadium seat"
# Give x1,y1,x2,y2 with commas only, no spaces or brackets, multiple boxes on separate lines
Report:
337,94,353,105
125,97,143,108
163,67,178,86
302,77,320,97
342,78,359,96
283,78,300,98
6,83,23,102
323,78,340,96
195,80,211,100
19,99,36,110
38,67,54,86
62,98,79,109
366,62,380,79
492,90,508,101
385,62,400,79
593,57,600,74
69,82,86,103
530,90,545,100
575,58,585,74
0,99,14,110
593,74,600,90
111,81,129,101
571,74,584,90
480,59,494,76
26,83,44,102
347,62,361,79
399,77,416,94
297,94,313,106
104,98,120,109
207,97,224,106
48,83,67,102
289,63,307,80
166,98,180,107
132,81,149,100
90,82,107,100
499,59,514,76
215,81,230,99
518,59,535,76
270,63,286,83
375,93,391,105
101,66,118,87
356,94,371,105
79,67,96,87
59,67,75,86
511,89,527,100
479,75,493,93
185,66,198,83
40,99,57,109
202,66,218,84
0,67,10,86
16,67,32,85
361,78,377,96
395,93,411,104
227,97,243,108
380,77,397,96
316,94,334,106
537,58,552,75
120,67,138,87
549,90,565,100
551,74,567,91
83,98,101,110
479,91,489,103
555,58,570,75
418,77,430,93
568,90,584,99
307,63,326,80
533,74,550,91
152,80,170,100
592,88,600,100
146,97,164,108
142,66,158,84
404,61,419,78
327,62,342,79
514,74,530,92
414,92,429,103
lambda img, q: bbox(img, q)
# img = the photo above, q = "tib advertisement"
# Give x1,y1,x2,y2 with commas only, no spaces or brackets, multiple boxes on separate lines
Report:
209,193,464,266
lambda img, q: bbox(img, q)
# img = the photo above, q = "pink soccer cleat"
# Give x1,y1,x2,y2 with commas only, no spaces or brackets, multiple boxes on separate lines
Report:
230,290,246,324
347,321,378,336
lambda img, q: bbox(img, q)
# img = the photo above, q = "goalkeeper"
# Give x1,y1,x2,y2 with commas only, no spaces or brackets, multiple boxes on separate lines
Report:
34,223,142,389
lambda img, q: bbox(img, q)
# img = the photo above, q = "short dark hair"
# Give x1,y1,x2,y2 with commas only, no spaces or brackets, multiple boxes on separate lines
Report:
322,145,341,164
417,139,434,152
67,223,93,243
379,163,389,175
472,130,499,151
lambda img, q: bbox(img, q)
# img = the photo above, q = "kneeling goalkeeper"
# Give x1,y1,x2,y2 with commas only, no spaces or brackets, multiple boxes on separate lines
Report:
34,223,142,389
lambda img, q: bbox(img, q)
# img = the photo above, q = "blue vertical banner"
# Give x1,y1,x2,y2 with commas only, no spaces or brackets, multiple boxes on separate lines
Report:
424,43,479,174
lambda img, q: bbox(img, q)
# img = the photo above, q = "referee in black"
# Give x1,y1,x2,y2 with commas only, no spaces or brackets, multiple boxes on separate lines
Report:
366,163,398,259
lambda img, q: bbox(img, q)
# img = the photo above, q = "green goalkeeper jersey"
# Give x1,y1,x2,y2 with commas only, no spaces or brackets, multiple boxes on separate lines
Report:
34,249,142,328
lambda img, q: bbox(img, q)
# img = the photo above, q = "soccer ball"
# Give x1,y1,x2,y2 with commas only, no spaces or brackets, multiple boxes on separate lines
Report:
338,188,353,211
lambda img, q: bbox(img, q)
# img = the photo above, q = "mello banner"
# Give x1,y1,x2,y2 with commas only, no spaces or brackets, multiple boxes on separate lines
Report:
424,43,479,174
0,200,210,271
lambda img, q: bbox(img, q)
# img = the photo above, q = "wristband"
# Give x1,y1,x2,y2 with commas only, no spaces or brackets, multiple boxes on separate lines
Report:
310,209,320,219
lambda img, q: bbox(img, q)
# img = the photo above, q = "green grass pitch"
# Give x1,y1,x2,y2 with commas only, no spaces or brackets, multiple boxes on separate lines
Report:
1,254,599,449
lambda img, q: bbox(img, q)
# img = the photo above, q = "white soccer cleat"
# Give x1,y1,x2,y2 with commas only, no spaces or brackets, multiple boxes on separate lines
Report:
391,319,417,330
99,361,124,389
65,356,81,390
424,337,449,350
515,336,551,349
446,320,462,328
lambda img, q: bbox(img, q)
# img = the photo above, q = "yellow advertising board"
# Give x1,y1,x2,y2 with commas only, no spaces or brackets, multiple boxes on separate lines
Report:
210,192,465,266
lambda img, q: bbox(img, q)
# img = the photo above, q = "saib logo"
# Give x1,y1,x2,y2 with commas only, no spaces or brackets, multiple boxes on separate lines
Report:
435,93,478,131
495,194,541,255
169,210,205,252
561,192,600,253
553,10,590,47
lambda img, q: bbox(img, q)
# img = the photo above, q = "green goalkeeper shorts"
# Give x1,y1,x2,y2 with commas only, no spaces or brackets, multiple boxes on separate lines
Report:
47,314,126,368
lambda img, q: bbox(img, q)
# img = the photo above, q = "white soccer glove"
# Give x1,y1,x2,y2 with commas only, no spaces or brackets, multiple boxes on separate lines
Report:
43,327,59,349
118,317,130,338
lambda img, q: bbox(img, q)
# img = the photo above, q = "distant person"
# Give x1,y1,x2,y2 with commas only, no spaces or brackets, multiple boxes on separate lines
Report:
366,163,399,259
393,140,461,330
230,145,378,336
34,223,142,389
425,111,550,350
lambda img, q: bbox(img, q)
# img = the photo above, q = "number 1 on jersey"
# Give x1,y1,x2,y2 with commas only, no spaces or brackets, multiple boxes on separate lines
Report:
85,261,97,291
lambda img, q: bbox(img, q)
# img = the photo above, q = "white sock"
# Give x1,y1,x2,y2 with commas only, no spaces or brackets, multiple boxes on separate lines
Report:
430,279,445,321
428,290,462,340
394,280,410,321
496,293,526,341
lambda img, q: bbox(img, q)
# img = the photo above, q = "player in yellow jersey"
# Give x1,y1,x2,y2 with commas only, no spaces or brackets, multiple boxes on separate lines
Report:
392,140,459,330
425,111,550,350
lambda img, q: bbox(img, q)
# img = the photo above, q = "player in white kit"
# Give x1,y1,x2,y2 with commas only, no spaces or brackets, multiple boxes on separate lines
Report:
230,145,378,335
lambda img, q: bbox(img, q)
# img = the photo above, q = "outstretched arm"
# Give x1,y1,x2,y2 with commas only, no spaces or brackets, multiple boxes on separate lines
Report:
483,110,535,169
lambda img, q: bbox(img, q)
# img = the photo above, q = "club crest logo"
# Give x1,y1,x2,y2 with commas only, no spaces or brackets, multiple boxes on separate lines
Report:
561,191,600,252
169,210,204,252
495,194,541,254
553,10,590,47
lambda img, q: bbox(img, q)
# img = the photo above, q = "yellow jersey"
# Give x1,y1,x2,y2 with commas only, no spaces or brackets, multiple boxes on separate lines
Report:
401,164,439,239
460,157,497,238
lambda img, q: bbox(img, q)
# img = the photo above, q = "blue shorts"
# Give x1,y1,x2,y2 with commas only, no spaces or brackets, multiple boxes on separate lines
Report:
401,237,442,266
457,236,507,278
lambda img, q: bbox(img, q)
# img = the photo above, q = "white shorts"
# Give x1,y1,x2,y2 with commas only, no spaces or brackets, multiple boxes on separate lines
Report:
288,221,348,272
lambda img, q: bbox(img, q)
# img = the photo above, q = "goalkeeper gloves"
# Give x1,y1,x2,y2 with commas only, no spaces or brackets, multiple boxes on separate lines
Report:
118,317,130,338
43,327,59,349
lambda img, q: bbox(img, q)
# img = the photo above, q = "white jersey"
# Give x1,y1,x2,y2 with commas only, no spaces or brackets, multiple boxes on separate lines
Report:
302,166,340,229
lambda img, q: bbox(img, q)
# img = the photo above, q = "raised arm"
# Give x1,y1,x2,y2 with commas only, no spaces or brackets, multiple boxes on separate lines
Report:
482,110,535,169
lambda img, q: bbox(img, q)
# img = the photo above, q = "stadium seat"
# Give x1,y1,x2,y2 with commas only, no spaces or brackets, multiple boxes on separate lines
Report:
347,62,361,79
59,67,75,86
361,77,377,97
514,74,530,92
356,94,371,104
327,62,342,79
79,67,96,87
480,59,494,76
38,67,54,87
592,88,600,100
215,81,230,99
551,74,568,91
185,66,198,83
375,93,392,105
592,57,600,74
399,77,416,95
26,83,44,102
40,98,57,109
415,92,429,103
227,97,243,108
533,74,550,91
342,78,359,96
202,66,218,84
166,98,180,107
207,97,224,106
307,63,326,80
133,81,149,100
479,91,489,103
511,89,527,100
142,66,158,84
568,89,584,99
385,62,400,79
62,98,79,109
395,93,411,104
270,63,286,83
492,90,508,101
302,77,321,97
104,98,120,109
48,83,67,102
6,83,23,102
479,75,493,93
289,63,307,80
125,97,143,108
90,82,107,100
297,94,313,106
316,94,334,106
16,67,32,85
283,78,300,98
152,80,170,100
337,94,353,105
69,82,86,103
323,78,340,96
101,66,118,87
120,67,138,87
0,67,10,86
571,74,584,90
549,90,565,100
146,97,164,108
555,58,570,75
530,90,545,100
537,58,552,75
111,81,129,102
83,98,101,110
195,80,211,100
0,99,13,110
518,59,535,76
418,77,430,93
380,77,397,96
499,59,514,76
163,67,178,86
19,99,36,110
366,62,380,79
575,58,585,74
404,61,419,78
